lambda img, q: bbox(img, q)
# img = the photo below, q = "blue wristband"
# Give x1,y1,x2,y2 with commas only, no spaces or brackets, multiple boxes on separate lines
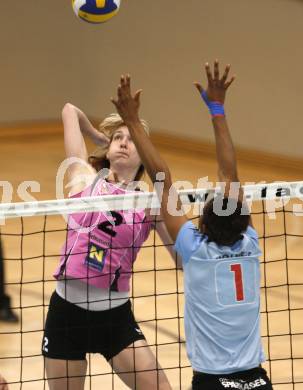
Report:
201,90,225,117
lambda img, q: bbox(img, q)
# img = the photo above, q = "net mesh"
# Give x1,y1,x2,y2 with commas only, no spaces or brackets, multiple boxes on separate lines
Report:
0,183,303,389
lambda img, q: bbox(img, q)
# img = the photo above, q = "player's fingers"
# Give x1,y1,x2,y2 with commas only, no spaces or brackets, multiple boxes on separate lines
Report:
120,75,126,87
193,82,204,94
121,74,131,96
225,75,236,89
214,59,220,81
221,64,231,84
125,74,132,96
102,134,110,144
125,74,131,88
110,97,118,107
205,62,213,84
134,89,142,102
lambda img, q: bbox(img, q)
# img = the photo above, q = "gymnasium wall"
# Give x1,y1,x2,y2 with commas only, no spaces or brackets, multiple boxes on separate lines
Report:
0,0,302,158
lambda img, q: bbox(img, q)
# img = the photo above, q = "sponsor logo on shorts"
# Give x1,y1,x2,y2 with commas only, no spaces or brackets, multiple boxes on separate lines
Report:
219,377,267,389
135,327,143,335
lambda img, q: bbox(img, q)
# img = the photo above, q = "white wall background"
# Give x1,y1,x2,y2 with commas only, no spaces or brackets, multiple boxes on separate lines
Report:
0,0,303,157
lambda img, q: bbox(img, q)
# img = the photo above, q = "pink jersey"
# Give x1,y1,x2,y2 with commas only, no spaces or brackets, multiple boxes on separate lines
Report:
54,178,152,292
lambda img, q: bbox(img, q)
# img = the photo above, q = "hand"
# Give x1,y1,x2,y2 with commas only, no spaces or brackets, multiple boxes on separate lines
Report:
75,104,110,147
111,75,142,125
93,129,110,147
194,60,235,104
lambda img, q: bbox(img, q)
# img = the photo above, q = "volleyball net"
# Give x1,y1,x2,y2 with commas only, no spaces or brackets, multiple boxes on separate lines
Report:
0,181,303,389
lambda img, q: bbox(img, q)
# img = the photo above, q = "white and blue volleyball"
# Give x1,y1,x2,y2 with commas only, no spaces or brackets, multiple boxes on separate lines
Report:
72,0,121,24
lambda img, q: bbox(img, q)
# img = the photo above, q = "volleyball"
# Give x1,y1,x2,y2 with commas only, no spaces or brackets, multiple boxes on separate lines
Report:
72,0,121,24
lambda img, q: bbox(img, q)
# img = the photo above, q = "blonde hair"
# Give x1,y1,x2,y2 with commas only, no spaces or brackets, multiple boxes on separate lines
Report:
88,113,149,180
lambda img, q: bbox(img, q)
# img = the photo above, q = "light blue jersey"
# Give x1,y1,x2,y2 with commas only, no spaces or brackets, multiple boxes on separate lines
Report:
174,221,265,375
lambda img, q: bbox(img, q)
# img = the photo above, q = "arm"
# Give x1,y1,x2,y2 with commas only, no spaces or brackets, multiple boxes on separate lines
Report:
111,76,188,242
61,103,109,193
62,103,109,160
194,61,241,199
154,215,183,269
213,116,238,183
195,61,252,225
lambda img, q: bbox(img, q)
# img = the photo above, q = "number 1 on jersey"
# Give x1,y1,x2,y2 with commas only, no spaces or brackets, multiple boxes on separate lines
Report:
230,264,244,301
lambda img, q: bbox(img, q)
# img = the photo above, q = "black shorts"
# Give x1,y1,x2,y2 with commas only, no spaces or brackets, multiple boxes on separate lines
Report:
192,367,273,390
42,291,145,361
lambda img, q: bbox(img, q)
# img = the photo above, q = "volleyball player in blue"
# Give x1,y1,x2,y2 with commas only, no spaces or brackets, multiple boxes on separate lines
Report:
111,61,273,389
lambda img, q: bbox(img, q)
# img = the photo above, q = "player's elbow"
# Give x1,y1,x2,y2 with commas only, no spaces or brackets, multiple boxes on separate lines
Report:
62,103,75,118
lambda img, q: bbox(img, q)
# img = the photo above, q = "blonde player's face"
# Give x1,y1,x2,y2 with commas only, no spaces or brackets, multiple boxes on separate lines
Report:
106,126,141,173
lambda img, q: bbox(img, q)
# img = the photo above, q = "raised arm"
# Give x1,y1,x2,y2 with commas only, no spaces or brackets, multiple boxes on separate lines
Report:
61,103,109,193
111,76,188,242
194,61,240,198
62,103,109,160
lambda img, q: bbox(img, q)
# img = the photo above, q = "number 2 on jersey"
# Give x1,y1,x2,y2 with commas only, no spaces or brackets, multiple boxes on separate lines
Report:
97,211,123,238
230,263,244,301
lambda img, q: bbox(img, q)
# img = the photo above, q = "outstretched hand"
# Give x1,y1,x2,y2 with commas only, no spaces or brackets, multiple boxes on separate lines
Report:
194,60,235,104
111,75,142,125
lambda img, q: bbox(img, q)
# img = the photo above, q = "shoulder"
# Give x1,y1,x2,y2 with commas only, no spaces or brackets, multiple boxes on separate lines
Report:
177,220,201,237
68,174,110,198
240,226,261,255
174,221,205,265
243,226,259,242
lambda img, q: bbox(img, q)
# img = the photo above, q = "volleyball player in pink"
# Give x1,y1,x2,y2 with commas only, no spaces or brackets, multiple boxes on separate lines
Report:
42,106,173,390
